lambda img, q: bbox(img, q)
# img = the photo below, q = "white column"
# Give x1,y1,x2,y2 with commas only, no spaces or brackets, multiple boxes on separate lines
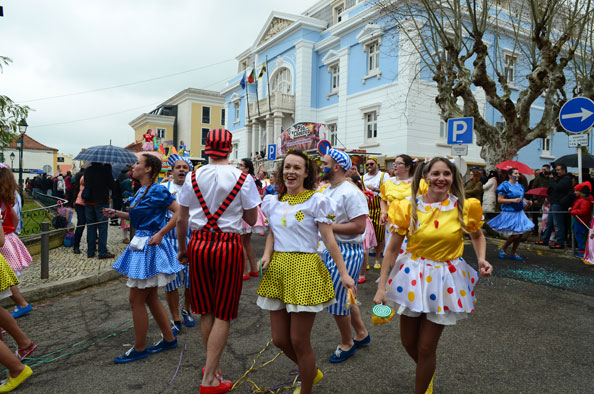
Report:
336,47,350,147
294,40,315,122
252,121,260,157
246,123,253,157
273,112,283,143
266,116,274,146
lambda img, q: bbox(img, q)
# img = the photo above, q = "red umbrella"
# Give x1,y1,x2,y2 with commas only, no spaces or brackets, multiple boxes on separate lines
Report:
525,187,548,197
495,160,534,175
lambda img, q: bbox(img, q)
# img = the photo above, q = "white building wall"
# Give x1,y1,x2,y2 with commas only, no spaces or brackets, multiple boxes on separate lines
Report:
3,148,55,180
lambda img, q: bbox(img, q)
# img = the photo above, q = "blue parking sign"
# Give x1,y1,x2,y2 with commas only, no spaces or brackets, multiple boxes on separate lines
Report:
267,144,276,160
447,117,474,144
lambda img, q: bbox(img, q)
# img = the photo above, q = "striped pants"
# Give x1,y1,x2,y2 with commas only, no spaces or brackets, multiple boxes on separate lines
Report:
187,229,244,321
164,233,191,292
369,196,385,243
323,242,364,316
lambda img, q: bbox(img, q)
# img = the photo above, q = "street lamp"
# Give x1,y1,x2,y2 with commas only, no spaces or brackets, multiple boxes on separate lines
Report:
10,152,15,168
17,119,28,202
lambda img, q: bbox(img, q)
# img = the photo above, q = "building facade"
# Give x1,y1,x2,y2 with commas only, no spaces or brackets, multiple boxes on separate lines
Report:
129,88,225,160
1,134,58,180
220,0,587,171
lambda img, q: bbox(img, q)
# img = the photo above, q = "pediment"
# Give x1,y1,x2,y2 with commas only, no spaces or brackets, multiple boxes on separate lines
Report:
257,17,295,46
322,50,340,66
230,92,241,103
356,24,383,45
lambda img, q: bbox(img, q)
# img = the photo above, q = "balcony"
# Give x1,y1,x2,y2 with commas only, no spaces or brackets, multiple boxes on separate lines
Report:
248,92,295,119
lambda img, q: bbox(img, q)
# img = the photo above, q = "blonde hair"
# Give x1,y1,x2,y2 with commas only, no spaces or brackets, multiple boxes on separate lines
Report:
409,157,467,233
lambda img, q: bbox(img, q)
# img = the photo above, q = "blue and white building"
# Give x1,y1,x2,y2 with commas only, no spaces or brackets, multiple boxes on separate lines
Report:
220,0,589,170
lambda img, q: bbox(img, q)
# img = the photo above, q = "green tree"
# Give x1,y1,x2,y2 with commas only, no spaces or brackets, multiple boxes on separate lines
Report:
0,56,30,147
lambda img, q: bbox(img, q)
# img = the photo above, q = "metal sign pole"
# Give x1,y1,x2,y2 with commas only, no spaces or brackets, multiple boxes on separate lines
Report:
578,145,583,183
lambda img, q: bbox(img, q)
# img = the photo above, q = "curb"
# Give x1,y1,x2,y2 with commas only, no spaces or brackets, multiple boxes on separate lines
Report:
1,269,122,308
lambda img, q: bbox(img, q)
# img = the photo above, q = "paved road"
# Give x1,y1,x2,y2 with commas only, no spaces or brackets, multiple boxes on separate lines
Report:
8,235,594,394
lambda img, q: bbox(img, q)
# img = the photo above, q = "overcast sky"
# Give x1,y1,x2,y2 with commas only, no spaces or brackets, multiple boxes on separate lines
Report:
0,0,321,156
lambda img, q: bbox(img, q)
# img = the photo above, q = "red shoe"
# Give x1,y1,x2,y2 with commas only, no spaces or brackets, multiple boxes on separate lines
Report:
201,366,224,381
199,380,232,394
249,271,259,277
357,276,367,284
242,274,251,281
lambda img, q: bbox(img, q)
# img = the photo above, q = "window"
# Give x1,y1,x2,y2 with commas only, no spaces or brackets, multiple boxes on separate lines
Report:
271,67,291,94
201,150,206,159
367,41,380,73
333,2,345,24
330,64,339,92
504,53,517,84
439,121,446,140
156,128,166,139
542,137,551,155
202,106,211,124
328,123,338,146
364,111,377,141
234,102,240,122
201,128,209,145
232,143,238,160
221,108,226,126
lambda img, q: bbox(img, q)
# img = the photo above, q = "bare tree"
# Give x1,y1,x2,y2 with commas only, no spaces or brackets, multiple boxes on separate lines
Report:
376,0,593,166
0,56,30,147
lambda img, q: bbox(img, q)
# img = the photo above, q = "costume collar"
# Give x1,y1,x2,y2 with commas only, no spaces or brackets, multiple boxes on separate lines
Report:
415,194,458,212
279,190,316,205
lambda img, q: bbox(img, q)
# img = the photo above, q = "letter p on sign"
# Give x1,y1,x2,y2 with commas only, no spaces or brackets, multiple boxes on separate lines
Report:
447,117,474,144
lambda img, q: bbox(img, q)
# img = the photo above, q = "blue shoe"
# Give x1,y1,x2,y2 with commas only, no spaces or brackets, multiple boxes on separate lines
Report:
11,304,33,319
170,321,182,337
329,345,356,363
508,254,524,261
114,347,148,364
147,337,177,354
182,309,195,327
498,249,507,259
353,333,371,348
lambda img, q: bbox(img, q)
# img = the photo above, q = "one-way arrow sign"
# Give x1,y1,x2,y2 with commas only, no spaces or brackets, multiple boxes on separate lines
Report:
559,97,594,133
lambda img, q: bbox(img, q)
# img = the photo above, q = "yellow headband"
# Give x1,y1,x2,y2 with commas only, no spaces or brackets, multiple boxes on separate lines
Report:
367,157,378,164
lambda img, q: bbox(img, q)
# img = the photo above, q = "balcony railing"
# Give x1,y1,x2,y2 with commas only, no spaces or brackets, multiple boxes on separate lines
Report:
249,92,295,118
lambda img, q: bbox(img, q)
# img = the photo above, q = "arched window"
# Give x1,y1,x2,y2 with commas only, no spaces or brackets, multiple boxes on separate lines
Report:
271,67,292,94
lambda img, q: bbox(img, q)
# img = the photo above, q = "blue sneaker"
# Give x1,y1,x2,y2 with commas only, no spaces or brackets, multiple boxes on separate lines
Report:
170,321,182,336
508,254,524,261
353,333,371,348
498,249,507,259
329,345,356,363
11,304,33,319
181,309,195,327
147,337,177,354
114,347,148,364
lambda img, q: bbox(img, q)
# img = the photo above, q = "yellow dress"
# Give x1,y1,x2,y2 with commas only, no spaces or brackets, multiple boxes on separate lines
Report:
384,195,483,325
0,253,19,294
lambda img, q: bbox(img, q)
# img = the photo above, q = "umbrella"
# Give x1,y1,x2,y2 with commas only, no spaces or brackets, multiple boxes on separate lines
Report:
74,145,137,165
552,153,594,168
525,187,548,197
495,160,534,175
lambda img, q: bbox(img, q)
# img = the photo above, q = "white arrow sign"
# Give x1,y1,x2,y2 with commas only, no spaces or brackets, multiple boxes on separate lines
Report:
561,108,594,122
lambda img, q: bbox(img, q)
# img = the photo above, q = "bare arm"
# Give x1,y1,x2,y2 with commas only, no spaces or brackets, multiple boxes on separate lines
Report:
103,208,130,220
374,233,405,304
331,215,366,235
497,194,521,204
177,205,190,265
243,206,258,226
148,201,179,245
380,199,389,225
319,222,356,294
469,230,493,277
259,231,275,270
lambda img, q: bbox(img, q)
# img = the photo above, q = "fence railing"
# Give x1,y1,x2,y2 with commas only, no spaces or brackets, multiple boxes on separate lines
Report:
20,194,69,237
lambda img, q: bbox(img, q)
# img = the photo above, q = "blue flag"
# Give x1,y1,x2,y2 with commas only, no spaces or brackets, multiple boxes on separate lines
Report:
240,73,246,90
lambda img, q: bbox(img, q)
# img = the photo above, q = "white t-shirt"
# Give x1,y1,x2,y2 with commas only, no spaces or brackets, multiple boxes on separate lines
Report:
178,165,261,233
321,181,369,244
363,171,387,197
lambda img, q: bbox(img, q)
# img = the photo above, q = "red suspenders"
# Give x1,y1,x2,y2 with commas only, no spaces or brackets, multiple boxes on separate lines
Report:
191,171,248,232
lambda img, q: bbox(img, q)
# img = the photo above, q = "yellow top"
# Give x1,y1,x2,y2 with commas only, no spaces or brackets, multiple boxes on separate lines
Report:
380,178,428,203
387,195,483,261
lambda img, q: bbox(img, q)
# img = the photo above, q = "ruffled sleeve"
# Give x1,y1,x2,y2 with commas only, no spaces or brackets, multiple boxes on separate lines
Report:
418,179,429,195
147,184,176,208
261,194,275,219
380,180,398,202
387,198,412,235
496,181,510,196
312,193,337,224
463,198,484,233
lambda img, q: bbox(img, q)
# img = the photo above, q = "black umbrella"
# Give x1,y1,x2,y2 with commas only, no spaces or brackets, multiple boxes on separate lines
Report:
552,153,594,168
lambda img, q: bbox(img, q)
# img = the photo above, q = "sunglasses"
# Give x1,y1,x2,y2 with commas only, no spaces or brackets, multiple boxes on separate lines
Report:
366,163,375,167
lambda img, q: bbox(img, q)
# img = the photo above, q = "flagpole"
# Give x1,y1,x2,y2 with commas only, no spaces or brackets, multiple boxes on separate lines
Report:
244,72,251,122
266,56,272,115
254,62,261,118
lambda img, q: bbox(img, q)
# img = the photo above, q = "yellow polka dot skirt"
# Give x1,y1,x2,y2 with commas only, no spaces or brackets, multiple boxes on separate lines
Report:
257,252,335,306
0,253,19,292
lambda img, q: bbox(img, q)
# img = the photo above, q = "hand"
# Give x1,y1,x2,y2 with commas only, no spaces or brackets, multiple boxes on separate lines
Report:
148,232,164,246
178,249,188,265
373,288,387,305
102,208,116,218
515,197,522,203
380,212,388,225
341,274,357,297
259,255,271,271
478,258,493,277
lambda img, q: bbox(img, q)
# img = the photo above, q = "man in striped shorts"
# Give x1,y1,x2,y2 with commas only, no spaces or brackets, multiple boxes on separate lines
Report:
177,129,261,394
162,154,195,335
362,157,387,269
321,149,371,363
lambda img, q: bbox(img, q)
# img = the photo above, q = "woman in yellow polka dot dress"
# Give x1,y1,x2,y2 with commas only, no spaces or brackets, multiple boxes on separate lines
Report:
257,150,356,394
374,157,493,394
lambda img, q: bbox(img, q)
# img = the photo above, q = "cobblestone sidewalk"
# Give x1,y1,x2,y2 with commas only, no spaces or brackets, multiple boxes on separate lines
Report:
20,224,128,289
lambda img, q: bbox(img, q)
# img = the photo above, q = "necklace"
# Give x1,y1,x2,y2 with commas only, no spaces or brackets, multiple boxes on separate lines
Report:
424,193,449,229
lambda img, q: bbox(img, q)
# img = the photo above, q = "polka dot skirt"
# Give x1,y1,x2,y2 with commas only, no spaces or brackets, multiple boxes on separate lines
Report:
0,253,19,292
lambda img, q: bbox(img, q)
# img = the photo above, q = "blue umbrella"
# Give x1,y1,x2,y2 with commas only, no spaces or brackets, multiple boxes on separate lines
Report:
74,145,137,165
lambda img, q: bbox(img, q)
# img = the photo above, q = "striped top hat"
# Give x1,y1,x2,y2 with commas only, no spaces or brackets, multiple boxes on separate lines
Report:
205,128,233,159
